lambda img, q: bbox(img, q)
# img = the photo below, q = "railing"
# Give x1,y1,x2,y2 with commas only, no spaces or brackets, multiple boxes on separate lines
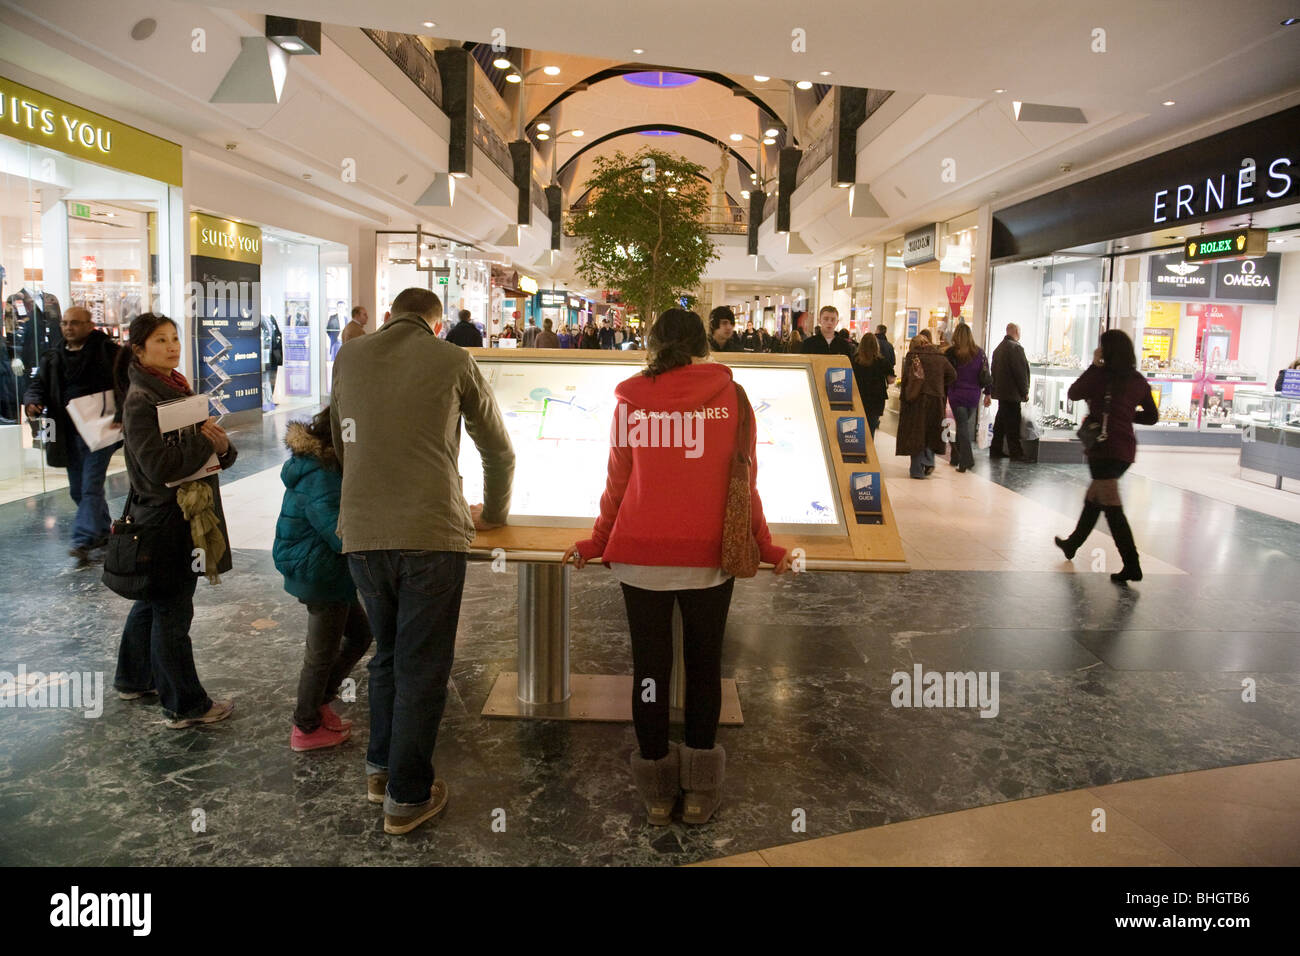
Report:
562,205,747,237
472,108,514,178
362,29,442,107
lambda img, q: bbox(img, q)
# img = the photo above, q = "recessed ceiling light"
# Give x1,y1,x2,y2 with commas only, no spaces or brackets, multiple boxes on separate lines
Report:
1162,100,1176,106
993,88,1006,94
762,137,775,145
1282,16,1299,25
536,121,551,131
543,65,561,76
729,133,743,141
106,212,116,218
571,129,585,137
632,48,645,55
753,74,770,83
422,20,435,28
493,57,512,69
741,190,750,198
819,70,832,77
795,80,813,90
764,127,779,137
506,74,522,83
536,133,550,140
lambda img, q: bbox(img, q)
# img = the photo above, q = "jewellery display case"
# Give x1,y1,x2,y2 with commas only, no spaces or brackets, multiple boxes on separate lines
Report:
1238,391,1300,489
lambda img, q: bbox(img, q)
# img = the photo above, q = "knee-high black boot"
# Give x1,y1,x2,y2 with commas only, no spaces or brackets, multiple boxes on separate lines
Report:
1103,506,1142,583
1055,500,1102,560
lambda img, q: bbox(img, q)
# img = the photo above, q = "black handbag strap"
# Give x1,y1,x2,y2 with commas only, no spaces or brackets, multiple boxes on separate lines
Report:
1099,380,1112,440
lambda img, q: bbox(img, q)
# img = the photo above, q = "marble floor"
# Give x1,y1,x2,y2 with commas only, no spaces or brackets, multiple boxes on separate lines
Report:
1,408,1298,866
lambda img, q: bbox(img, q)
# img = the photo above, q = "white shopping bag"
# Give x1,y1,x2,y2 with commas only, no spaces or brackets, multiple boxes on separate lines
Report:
66,389,123,452
976,403,993,450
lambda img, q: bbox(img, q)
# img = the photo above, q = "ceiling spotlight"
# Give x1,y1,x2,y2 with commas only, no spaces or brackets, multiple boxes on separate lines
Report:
741,190,750,198
835,182,850,188
762,137,775,145
632,48,645,54
571,129,585,137
753,74,770,82
819,70,832,77
993,88,1006,94
536,121,551,131
1162,99,1176,106
493,57,512,69
543,65,561,76
281,40,303,51
764,127,779,137
729,133,744,141
795,80,813,90
1283,16,1299,25
506,74,522,83
536,133,550,140
422,21,436,28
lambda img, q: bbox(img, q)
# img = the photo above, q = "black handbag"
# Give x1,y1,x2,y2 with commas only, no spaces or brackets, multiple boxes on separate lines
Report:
1077,381,1111,452
101,493,190,600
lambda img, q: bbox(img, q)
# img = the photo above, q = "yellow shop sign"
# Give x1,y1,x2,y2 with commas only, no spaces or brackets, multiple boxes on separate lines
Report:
191,212,262,265
0,75,183,187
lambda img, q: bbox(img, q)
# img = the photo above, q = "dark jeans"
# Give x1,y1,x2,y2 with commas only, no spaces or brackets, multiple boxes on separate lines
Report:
951,405,977,469
909,446,935,478
991,401,1023,458
114,577,211,720
865,408,882,438
348,550,467,811
65,430,115,548
293,598,373,732
619,578,735,760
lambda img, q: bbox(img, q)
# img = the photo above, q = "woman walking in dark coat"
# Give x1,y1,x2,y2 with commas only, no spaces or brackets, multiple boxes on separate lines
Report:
1054,329,1159,583
850,331,893,436
111,313,236,727
896,334,955,478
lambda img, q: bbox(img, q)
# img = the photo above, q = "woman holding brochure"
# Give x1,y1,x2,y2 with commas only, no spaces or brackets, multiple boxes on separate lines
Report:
110,313,237,728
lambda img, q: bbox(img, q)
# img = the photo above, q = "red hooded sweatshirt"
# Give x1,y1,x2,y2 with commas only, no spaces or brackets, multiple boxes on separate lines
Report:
575,361,786,568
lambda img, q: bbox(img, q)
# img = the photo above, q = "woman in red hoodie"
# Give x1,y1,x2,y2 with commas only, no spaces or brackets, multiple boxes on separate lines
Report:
563,309,791,826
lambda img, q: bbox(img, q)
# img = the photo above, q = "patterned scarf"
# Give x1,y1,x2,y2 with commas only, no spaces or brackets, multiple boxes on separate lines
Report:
137,360,193,396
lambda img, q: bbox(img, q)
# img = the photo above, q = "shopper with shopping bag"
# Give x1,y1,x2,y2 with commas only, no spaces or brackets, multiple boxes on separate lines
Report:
22,306,121,566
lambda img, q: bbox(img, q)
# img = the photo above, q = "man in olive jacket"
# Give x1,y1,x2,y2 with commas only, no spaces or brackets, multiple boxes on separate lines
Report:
990,322,1031,460
330,286,514,834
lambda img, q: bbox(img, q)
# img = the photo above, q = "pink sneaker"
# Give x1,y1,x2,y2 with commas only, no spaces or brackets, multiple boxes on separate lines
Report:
319,703,352,732
291,724,351,752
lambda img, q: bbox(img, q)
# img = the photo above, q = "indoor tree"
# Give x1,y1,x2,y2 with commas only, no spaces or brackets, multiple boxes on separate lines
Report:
570,148,719,324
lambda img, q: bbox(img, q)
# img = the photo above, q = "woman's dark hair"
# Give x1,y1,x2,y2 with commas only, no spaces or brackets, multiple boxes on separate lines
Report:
113,312,179,405
306,405,338,468
644,308,708,378
855,330,881,366
1099,329,1137,375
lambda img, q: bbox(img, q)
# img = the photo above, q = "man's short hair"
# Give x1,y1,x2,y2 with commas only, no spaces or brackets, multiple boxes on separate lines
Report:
708,305,736,331
876,324,888,335
819,305,839,318
543,318,553,330
1006,322,1019,335
351,305,364,319
391,287,442,320
458,309,472,323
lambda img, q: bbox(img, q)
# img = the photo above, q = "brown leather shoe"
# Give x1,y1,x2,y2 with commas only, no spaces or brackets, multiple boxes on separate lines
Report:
367,772,388,805
383,780,448,834
166,699,234,729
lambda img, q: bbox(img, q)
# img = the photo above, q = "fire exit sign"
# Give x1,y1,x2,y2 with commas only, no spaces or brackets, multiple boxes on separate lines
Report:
1183,227,1268,263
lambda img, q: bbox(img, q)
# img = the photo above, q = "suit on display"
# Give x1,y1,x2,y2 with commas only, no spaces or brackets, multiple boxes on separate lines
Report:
7,288,63,433
262,314,283,403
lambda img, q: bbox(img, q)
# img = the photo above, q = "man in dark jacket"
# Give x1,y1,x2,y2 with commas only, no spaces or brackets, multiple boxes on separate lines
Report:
990,322,1031,460
23,307,120,564
740,321,761,352
445,309,484,348
708,306,743,352
598,320,616,350
876,325,896,373
801,306,855,357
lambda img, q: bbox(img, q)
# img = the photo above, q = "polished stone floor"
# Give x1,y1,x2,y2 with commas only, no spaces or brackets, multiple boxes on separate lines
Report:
1,410,1298,866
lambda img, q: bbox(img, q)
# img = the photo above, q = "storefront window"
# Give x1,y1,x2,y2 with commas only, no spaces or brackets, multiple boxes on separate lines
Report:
884,214,979,369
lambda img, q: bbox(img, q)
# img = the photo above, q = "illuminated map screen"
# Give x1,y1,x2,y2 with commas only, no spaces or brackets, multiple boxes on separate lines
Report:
458,359,844,531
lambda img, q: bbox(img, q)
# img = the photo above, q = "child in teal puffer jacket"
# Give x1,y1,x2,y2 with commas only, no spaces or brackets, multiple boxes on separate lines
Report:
273,407,372,752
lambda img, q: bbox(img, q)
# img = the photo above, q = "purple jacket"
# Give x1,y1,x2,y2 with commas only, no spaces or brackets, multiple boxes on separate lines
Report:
946,347,989,409
1067,365,1159,464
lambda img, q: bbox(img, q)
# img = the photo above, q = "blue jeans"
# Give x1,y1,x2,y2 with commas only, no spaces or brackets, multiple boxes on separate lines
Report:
951,405,977,469
910,446,935,478
114,577,212,720
348,550,467,813
65,430,116,548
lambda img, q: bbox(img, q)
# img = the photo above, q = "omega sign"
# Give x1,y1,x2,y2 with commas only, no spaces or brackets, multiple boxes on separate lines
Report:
1153,156,1294,224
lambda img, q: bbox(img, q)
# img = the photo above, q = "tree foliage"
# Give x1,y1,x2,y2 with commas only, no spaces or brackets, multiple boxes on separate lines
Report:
570,148,718,323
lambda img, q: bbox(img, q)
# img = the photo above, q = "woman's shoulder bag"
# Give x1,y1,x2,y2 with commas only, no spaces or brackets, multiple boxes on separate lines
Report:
720,383,761,578
1077,378,1112,453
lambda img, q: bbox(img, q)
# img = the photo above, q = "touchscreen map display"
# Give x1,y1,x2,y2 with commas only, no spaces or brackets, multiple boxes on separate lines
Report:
457,360,843,531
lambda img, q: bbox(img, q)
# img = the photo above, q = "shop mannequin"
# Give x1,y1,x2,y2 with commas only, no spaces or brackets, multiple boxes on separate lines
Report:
6,287,63,427
262,313,283,405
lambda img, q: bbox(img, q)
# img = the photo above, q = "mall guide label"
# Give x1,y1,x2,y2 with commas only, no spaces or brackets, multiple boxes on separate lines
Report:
825,367,853,409
849,471,883,525
837,416,867,463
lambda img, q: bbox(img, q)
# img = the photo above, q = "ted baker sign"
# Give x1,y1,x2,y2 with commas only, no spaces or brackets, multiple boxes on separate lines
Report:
1153,156,1293,224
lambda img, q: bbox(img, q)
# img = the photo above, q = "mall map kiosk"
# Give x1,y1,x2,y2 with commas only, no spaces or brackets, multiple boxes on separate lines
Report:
464,350,908,722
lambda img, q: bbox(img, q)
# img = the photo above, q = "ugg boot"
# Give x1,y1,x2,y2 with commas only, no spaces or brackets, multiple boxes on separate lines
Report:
630,743,680,826
1055,500,1102,560
680,744,726,825
1103,506,1143,583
